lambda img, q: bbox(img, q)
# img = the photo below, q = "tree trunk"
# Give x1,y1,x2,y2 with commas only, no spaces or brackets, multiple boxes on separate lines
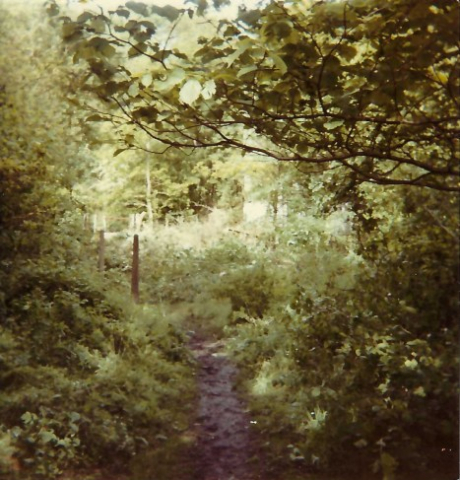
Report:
146,158,154,227
97,230,105,272
131,234,140,303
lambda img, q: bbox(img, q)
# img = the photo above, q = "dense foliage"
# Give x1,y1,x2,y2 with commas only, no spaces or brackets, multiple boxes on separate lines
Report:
226,186,458,477
0,6,194,479
56,0,459,191
133,181,458,478
0,0,458,479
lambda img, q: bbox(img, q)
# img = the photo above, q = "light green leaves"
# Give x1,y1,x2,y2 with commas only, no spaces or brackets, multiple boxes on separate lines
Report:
201,80,216,100
324,119,345,130
21,412,38,425
403,358,418,369
128,82,140,97
179,78,217,104
413,386,426,397
179,79,202,105
141,72,153,87
151,5,182,22
55,0,460,192
126,1,149,16
90,17,107,34
68,412,81,423
225,38,253,66
269,53,288,75
302,408,328,432
62,22,81,40
157,67,186,92
237,65,258,77
39,430,58,444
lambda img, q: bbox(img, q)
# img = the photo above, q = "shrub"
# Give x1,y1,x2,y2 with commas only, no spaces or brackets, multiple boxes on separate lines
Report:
0,256,195,478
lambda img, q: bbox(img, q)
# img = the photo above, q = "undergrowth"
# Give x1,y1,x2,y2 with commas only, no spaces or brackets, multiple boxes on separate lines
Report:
126,206,459,479
0,246,196,479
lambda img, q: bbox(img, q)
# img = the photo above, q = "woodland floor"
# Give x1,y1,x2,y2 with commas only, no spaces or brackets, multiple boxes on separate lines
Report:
59,333,269,480
188,335,266,480
58,333,450,480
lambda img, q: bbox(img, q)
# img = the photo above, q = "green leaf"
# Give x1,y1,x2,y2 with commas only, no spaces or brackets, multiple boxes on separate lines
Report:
156,67,186,91
238,8,261,26
201,80,216,99
270,53,288,75
124,134,135,145
188,0,208,16
138,20,156,33
90,17,106,34
179,79,202,105
297,141,311,154
151,5,181,21
102,43,116,58
380,452,398,479
62,23,81,40
125,20,139,32
413,386,426,397
324,119,345,130
404,358,418,369
128,43,148,57
311,386,321,397
338,44,358,61
98,80,129,96
112,8,130,18
141,73,153,87
213,0,230,8
128,82,140,97
87,37,117,59
126,1,150,16
69,412,81,423
114,148,129,157
77,12,94,23
86,114,108,121
225,38,252,66
39,430,57,444
237,65,258,77
21,412,37,425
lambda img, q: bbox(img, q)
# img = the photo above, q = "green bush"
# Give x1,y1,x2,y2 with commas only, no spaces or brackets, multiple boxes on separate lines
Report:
0,256,195,478
229,291,458,476
225,191,459,478
208,262,274,318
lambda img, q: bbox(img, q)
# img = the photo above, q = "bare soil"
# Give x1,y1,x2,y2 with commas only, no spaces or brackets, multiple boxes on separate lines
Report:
190,336,266,480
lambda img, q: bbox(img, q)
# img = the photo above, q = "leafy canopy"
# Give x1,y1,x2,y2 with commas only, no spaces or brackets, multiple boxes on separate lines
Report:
54,0,459,192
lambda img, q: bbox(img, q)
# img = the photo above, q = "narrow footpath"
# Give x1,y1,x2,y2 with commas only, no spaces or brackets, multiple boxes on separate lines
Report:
190,337,265,480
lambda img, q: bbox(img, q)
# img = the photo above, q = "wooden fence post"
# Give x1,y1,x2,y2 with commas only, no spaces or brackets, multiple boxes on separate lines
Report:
131,234,140,303
98,230,105,272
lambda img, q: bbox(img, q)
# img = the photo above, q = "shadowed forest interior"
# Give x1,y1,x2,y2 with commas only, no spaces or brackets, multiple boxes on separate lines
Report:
0,1,458,479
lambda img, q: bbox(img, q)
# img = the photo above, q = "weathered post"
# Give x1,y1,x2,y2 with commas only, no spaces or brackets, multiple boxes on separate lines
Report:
98,230,105,272
131,234,140,303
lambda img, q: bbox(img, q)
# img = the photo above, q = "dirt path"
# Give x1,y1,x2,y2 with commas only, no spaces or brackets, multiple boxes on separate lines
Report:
61,336,268,480
190,337,265,480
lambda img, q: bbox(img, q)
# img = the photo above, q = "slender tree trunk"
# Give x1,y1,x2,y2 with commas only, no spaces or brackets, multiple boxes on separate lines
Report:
146,158,153,227
98,230,105,272
272,163,282,226
131,234,139,303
